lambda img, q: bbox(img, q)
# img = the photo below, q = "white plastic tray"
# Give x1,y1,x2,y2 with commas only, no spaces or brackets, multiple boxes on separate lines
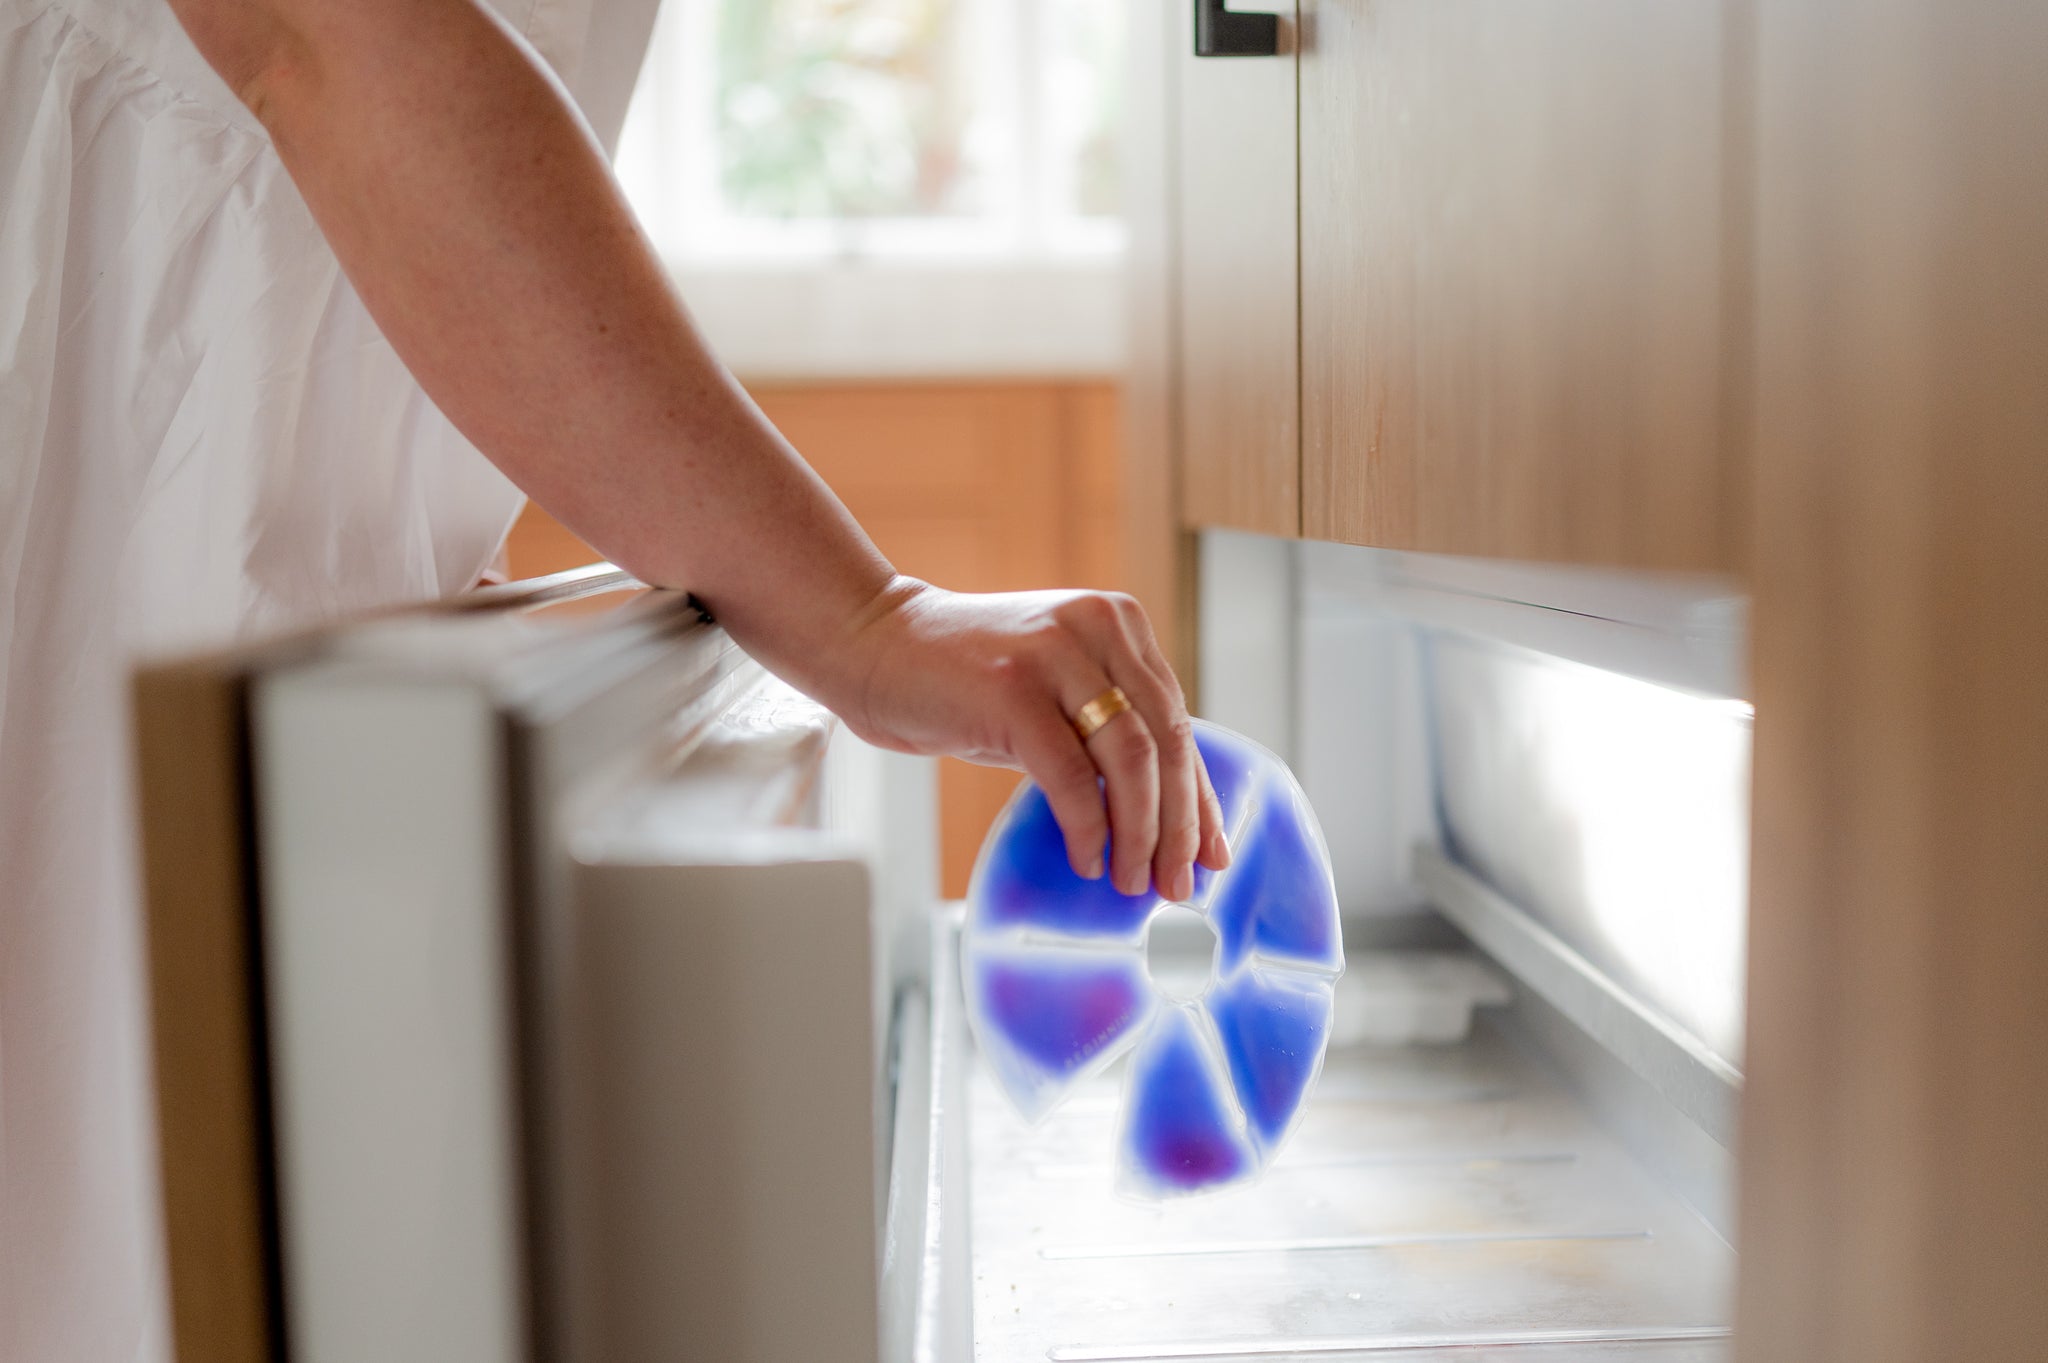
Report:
967,1001,1732,1361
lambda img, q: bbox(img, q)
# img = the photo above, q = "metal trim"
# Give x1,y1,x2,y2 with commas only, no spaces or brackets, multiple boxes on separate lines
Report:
1049,1324,1732,1361
1415,843,1741,1147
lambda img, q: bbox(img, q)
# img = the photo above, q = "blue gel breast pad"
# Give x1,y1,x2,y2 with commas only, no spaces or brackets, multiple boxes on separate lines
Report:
963,719,1343,1198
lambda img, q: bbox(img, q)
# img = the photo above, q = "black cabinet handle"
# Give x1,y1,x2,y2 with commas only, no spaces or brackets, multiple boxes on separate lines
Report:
1195,0,1279,57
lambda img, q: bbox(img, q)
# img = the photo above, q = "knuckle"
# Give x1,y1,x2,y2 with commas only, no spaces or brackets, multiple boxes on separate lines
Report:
1060,801,1109,846
1043,740,1099,791
1111,722,1158,767
1118,593,1162,644
1061,592,1119,633
1025,621,1075,665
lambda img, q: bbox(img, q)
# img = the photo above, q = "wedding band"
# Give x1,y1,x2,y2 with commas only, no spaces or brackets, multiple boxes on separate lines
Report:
1071,686,1133,742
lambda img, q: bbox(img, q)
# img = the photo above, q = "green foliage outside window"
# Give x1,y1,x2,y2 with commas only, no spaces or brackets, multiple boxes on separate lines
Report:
711,0,1123,227
1048,0,1122,220
715,0,979,219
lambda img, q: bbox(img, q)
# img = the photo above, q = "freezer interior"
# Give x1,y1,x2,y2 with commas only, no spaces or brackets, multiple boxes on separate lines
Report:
566,536,1748,1361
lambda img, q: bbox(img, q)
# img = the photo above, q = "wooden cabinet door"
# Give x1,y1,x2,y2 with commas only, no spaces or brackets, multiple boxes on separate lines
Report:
1737,0,2048,1355
1177,1,1301,536
1299,0,1739,571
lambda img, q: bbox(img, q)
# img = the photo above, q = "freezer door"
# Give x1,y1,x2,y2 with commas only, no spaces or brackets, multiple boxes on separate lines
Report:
561,685,936,1363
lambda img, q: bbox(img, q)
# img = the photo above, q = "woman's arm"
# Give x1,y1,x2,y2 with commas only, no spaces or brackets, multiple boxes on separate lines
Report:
164,0,1225,898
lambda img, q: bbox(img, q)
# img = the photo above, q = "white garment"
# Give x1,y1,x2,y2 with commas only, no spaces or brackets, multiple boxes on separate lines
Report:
0,1,658,1357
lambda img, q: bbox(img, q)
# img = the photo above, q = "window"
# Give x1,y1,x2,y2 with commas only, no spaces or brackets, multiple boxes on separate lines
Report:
616,0,1127,263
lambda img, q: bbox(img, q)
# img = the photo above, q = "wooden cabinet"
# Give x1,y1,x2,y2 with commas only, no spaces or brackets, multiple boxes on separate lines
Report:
1163,0,1744,569
1298,0,1740,571
1736,0,2048,1356
1175,1,1302,537
1150,0,2048,1350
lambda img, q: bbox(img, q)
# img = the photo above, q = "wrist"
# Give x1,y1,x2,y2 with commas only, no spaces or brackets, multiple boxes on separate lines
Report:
832,573,935,740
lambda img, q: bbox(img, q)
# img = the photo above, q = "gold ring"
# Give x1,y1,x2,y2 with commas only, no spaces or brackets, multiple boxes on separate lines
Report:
1071,686,1133,742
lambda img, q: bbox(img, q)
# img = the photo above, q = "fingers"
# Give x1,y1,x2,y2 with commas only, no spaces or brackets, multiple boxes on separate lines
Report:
1097,625,1200,901
1056,594,1219,901
1007,688,1113,879
1000,591,1214,900
1192,747,1229,871
1062,670,1162,897
1127,605,1230,873
1085,699,1161,897
1012,624,1156,895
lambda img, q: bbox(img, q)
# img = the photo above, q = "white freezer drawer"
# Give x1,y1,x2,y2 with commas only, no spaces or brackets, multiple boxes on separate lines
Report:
561,681,936,1363
568,851,881,1360
233,574,1736,1363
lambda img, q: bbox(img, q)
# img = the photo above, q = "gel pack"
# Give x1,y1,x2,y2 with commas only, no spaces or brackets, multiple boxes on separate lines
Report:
963,720,1344,1198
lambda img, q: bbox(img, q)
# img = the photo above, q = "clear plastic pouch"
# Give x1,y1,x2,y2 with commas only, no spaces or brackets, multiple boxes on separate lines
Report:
963,720,1344,1198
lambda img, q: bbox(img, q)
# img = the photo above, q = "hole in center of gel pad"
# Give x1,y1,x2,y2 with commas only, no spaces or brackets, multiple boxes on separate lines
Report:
1144,904,1218,1004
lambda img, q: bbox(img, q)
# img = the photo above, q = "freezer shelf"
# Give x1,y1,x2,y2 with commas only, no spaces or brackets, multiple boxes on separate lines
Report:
968,1018,1731,1362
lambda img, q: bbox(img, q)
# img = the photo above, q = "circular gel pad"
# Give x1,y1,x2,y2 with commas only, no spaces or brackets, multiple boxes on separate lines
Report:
963,720,1343,1198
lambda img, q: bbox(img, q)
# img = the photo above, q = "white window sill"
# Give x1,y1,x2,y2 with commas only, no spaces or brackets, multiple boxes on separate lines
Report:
667,259,1128,383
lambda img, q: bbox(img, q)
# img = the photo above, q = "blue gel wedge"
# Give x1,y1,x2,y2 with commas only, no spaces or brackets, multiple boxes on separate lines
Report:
965,947,1154,1121
1204,966,1336,1153
1116,1005,1258,1197
971,784,1159,942
1209,780,1344,977
964,718,1343,1197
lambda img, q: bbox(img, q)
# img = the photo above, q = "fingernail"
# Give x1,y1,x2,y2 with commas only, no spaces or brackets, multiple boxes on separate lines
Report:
1120,869,1148,897
1210,831,1233,869
1085,853,1104,880
1169,867,1194,903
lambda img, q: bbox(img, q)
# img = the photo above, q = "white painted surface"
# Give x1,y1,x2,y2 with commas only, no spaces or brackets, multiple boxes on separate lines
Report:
672,260,1127,380
565,715,922,1362
570,847,881,1363
1299,542,1749,702
1295,576,1438,918
256,672,525,1363
1427,636,1752,1064
1195,530,1299,765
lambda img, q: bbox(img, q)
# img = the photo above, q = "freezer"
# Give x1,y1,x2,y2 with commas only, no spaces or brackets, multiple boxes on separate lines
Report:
135,542,1750,1362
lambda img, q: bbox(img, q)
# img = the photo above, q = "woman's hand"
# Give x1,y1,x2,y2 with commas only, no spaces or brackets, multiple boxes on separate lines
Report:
833,578,1230,902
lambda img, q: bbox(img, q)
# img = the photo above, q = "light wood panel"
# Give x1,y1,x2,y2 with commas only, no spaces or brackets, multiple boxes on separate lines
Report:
499,502,601,580
134,658,286,1363
1737,0,2048,1356
1122,0,1200,692
1299,0,1737,571
504,380,1133,897
1176,2,1301,537
752,383,1067,594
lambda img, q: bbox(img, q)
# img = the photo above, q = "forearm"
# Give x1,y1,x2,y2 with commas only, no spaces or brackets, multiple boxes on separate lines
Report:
166,0,1224,894
168,0,896,696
